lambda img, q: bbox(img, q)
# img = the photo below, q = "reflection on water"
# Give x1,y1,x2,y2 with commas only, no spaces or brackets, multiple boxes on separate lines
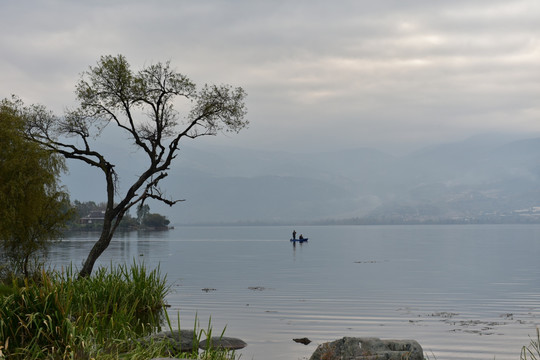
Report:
49,225,540,360
48,231,171,269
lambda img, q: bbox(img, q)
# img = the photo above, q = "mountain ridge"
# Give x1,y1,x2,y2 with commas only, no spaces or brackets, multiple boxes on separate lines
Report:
61,133,540,225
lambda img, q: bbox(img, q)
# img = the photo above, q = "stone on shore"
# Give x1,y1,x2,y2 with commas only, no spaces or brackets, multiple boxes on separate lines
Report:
198,336,247,350
140,330,247,355
310,337,423,360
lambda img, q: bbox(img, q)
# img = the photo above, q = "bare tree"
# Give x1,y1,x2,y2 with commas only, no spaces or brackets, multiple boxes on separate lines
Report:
24,55,248,277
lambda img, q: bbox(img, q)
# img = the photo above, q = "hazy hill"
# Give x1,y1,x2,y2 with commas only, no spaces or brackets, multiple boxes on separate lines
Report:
61,134,540,225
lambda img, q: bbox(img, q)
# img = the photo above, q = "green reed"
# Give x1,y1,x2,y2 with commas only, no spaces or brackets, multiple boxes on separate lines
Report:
0,262,239,360
0,271,78,359
61,261,169,340
0,262,169,359
161,311,238,360
522,328,540,360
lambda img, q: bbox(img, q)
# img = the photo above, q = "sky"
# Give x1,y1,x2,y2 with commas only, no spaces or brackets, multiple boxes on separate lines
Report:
1,0,540,154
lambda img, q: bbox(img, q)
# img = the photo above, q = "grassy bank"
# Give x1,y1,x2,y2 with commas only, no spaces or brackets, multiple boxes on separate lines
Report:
0,263,236,360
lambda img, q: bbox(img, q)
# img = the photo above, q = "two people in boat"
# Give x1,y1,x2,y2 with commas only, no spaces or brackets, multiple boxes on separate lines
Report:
292,230,304,240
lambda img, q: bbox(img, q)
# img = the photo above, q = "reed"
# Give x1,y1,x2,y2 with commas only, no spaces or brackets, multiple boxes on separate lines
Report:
0,262,238,360
522,328,540,360
161,311,237,360
60,261,169,341
0,271,78,359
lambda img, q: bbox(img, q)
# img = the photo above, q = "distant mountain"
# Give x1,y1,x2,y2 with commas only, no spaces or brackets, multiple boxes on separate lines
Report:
364,136,540,223
60,133,540,225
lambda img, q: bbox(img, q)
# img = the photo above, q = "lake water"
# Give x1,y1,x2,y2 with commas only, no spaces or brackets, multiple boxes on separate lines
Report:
48,225,540,360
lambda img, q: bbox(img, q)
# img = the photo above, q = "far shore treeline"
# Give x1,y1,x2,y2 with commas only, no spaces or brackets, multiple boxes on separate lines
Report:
68,201,171,231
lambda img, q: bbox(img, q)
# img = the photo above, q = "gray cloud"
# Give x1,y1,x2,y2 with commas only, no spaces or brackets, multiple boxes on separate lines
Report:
1,0,539,152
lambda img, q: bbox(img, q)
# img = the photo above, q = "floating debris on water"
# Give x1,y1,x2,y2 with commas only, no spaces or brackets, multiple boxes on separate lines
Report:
248,286,267,291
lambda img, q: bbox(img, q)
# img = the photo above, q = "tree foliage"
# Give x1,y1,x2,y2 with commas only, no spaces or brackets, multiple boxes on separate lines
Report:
0,99,72,278
141,212,170,229
23,55,248,277
69,200,138,231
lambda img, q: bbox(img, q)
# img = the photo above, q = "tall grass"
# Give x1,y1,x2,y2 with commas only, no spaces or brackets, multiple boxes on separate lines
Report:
61,262,169,342
0,272,77,359
0,262,238,360
0,262,170,359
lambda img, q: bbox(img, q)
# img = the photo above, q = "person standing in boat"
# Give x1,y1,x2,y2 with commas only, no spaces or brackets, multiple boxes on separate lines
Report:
292,230,297,240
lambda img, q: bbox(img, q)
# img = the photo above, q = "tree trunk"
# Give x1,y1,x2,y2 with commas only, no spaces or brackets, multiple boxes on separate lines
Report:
23,253,30,279
79,163,119,278
78,217,114,278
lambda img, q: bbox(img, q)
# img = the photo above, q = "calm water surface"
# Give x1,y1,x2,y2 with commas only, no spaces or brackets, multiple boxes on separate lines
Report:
49,225,540,360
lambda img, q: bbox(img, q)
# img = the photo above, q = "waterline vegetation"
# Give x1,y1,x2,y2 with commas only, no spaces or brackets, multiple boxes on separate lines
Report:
522,327,540,360
0,262,237,360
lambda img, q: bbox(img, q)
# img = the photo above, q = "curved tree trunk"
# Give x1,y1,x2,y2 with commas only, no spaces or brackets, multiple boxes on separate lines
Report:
78,217,114,278
78,166,118,278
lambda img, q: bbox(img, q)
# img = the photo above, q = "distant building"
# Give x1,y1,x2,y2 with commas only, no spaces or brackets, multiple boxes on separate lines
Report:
80,210,105,224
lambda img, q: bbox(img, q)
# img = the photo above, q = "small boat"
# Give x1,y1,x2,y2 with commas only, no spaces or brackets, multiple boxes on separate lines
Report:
290,238,308,243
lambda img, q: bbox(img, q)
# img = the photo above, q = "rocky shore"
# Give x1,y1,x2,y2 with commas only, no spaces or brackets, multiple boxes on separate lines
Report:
144,331,423,360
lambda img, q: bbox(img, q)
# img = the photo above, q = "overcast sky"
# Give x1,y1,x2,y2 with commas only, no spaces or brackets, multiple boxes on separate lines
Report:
1,0,539,153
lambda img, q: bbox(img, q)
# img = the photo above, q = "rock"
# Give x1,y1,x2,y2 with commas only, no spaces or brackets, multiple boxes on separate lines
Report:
199,336,247,350
138,330,247,354
293,337,312,345
139,330,198,354
310,337,423,360
139,330,247,355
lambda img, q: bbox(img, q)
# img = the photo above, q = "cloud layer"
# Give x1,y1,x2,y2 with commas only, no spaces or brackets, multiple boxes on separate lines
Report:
1,0,539,152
